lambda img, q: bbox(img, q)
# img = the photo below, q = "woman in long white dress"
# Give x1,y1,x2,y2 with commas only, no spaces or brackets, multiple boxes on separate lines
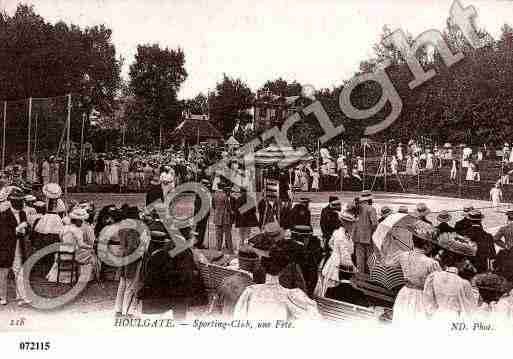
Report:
392,225,441,324
110,158,120,185
426,151,434,170
314,210,356,297
465,162,475,181
411,156,420,175
423,234,479,321
405,155,413,175
46,217,82,283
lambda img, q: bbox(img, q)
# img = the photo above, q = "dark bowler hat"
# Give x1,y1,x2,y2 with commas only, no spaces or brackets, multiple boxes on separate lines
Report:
328,196,339,204
469,209,483,222
8,188,25,201
291,225,313,236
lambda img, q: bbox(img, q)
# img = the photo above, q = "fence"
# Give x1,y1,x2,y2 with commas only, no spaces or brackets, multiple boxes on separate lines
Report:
0,94,89,197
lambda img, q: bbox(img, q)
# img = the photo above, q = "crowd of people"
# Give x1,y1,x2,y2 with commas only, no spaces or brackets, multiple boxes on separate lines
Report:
4,139,513,196
2,137,513,324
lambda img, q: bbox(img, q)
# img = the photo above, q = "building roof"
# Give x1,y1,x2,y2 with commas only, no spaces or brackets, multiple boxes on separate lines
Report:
170,118,223,142
226,136,240,145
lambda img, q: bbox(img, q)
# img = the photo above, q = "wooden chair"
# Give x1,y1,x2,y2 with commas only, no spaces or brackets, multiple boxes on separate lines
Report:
314,296,378,323
56,244,79,285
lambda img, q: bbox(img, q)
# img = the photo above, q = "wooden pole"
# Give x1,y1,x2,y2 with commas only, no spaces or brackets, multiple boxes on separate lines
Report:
78,112,86,190
384,142,387,192
27,97,32,172
363,142,366,191
64,94,71,199
2,101,6,170
340,140,344,192
33,113,38,159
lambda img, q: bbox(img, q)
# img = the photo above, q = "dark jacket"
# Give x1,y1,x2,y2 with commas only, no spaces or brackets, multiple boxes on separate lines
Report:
320,206,341,240
146,185,164,206
455,218,472,234
232,193,259,228
0,208,27,268
279,203,294,230
462,225,496,273
289,204,311,227
437,222,455,234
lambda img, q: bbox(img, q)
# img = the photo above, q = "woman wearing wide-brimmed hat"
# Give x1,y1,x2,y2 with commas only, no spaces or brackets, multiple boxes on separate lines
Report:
42,183,66,217
314,205,357,297
392,220,441,324
46,207,87,283
423,233,479,320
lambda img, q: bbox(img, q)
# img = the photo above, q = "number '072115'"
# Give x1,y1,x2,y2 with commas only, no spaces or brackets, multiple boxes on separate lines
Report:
19,342,51,351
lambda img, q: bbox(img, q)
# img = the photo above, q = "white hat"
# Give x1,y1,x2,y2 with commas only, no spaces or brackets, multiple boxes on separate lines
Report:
160,172,173,183
69,207,89,220
42,183,62,199
0,188,8,202
24,194,37,202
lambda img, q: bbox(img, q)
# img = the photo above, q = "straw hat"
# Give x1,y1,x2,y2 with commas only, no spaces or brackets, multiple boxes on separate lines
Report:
42,183,62,199
438,232,477,257
359,190,373,202
398,205,409,214
437,210,451,223
414,202,430,217
160,172,173,184
24,194,37,203
469,209,484,222
69,207,89,220
264,222,285,241
380,206,393,219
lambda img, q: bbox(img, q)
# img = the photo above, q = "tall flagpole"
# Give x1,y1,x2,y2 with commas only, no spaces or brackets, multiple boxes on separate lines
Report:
64,94,72,199
2,101,6,170
78,112,86,190
27,97,32,172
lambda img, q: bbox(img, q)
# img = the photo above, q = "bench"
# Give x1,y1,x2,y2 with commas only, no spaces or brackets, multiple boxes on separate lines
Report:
314,296,378,323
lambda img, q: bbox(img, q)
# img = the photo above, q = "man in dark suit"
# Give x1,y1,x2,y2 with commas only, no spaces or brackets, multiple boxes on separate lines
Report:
353,191,378,275
436,210,455,234
455,206,474,234
320,196,342,249
289,198,312,227
290,225,323,297
0,189,29,306
193,179,211,249
146,176,163,206
212,182,234,253
462,210,496,273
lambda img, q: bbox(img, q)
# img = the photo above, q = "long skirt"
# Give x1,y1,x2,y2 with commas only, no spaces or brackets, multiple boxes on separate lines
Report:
392,286,427,324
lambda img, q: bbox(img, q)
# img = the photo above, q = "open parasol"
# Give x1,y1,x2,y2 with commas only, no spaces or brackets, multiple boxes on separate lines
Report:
372,213,434,266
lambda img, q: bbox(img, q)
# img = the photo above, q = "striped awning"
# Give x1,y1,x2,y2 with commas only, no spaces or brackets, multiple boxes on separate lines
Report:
254,145,312,167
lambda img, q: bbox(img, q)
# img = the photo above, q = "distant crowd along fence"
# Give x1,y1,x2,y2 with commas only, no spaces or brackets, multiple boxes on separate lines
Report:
306,140,512,203
0,95,92,188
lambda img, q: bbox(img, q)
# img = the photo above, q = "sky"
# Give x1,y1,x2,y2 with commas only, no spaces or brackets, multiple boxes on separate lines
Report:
2,0,513,99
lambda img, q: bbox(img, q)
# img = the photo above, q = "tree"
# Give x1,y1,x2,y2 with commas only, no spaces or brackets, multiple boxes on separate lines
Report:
128,44,187,145
259,78,302,97
184,93,208,115
0,5,121,110
0,4,122,153
209,74,254,137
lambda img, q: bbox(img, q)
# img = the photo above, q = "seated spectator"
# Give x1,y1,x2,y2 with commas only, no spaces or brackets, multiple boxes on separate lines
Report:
233,241,321,320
